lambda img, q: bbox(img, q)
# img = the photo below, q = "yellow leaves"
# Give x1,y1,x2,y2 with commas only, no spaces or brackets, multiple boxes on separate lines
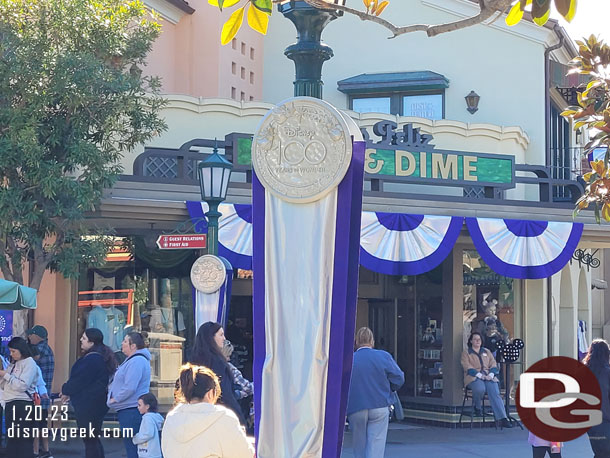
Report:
209,0,240,9
219,0,271,45
221,6,245,45
591,160,606,176
583,172,593,182
507,0,576,27
554,0,577,23
532,8,550,26
374,1,389,16
505,0,531,26
577,197,590,210
364,0,389,16
247,2,269,35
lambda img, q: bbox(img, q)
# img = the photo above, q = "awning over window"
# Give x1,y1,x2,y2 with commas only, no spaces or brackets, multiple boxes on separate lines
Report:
0,279,37,310
337,71,449,95
186,202,583,279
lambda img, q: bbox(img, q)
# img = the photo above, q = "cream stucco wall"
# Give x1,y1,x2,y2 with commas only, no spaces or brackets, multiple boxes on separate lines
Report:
262,0,563,171
120,97,531,198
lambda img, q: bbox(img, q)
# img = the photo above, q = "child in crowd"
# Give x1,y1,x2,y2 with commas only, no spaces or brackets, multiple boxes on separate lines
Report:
133,393,164,458
528,431,562,458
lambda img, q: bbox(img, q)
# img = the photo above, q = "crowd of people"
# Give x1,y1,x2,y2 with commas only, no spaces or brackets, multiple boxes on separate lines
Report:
0,321,404,458
0,321,254,458
18,323,610,458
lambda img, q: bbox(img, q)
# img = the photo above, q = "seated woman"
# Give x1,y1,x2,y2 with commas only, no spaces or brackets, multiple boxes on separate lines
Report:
461,332,512,428
162,363,254,458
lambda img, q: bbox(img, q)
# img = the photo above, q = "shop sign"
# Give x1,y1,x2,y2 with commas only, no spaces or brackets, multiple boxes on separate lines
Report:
156,234,207,250
233,120,515,188
362,121,514,188
364,149,513,185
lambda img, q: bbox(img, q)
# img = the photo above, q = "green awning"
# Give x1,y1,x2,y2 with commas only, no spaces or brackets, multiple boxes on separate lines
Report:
337,71,450,95
0,279,37,310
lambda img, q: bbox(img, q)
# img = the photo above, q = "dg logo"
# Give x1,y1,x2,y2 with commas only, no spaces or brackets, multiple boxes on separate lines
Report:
281,140,327,166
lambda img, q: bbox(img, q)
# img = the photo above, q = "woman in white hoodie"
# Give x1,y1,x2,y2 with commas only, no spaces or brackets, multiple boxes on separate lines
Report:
162,363,254,458
0,337,40,458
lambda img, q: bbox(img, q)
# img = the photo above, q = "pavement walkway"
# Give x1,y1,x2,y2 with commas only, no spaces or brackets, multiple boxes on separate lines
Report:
44,422,594,457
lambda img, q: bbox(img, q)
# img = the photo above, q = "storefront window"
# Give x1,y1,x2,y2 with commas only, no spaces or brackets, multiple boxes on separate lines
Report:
390,265,443,398
414,267,443,398
76,237,198,408
462,250,522,354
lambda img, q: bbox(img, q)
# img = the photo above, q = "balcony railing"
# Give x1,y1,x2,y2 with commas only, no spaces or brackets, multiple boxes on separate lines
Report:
550,146,589,202
130,135,584,207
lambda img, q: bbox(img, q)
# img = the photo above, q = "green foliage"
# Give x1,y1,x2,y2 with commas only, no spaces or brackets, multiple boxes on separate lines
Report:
561,36,610,222
0,0,167,288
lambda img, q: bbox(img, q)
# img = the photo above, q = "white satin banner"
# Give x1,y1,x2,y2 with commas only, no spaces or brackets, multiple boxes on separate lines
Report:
194,288,221,328
193,261,233,329
257,194,337,457
252,97,365,458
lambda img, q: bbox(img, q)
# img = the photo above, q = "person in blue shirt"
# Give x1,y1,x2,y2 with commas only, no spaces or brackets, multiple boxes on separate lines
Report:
347,327,405,458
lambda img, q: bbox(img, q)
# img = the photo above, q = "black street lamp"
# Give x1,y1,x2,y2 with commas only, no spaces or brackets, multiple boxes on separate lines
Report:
278,0,345,99
197,146,233,256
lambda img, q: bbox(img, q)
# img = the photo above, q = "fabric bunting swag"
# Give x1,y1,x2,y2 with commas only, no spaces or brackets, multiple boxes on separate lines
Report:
186,202,583,279
465,217,583,279
186,201,252,270
360,212,463,275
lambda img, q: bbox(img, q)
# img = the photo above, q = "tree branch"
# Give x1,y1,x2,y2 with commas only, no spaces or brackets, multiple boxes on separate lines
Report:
300,0,512,38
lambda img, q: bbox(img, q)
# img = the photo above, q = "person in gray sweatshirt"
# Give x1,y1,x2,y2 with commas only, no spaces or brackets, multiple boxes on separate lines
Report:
133,393,163,458
107,332,151,458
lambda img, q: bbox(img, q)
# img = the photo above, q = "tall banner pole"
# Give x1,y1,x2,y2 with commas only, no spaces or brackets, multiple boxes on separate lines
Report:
252,97,365,457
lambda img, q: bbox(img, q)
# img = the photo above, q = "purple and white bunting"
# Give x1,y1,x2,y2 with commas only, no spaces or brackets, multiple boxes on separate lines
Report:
360,212,463,275
186,202,252,269
466,217,583,279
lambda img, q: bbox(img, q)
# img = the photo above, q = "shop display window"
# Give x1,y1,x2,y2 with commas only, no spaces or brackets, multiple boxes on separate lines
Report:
372,264,443,399
76,237,198,408
463,250,523,398
462,250,522,353
414,268,443,398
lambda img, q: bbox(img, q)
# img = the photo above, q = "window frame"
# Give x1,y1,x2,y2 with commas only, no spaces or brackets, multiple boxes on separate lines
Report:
350,89,446,119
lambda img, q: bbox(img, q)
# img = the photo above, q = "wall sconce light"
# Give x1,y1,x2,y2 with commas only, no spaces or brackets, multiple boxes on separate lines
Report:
465,90,480,114
575,128,582,144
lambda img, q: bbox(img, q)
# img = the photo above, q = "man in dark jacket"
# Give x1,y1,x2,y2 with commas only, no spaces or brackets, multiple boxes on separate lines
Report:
27,325,54,458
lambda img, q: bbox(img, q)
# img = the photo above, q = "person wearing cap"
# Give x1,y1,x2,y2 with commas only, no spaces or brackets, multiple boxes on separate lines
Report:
27,325,54,458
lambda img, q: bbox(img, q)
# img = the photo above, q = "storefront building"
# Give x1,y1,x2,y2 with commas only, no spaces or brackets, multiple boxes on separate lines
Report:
69,99,606,423
29,0,610,425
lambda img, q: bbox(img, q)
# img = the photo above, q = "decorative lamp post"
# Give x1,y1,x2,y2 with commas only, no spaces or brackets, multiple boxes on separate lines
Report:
278,0,345,99
197,146,233,256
